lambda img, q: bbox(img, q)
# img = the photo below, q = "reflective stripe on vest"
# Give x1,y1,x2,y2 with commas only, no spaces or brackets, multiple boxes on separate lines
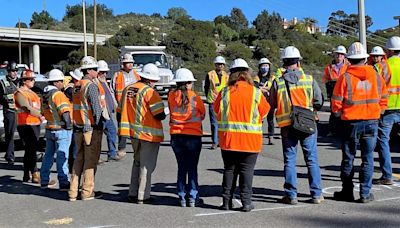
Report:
275,74,313,127
206,70,228,103
0,79,16,110
72,80,93,127
45,91,66,129
342,72,381,105
170,96,202,124
387,56,400,109
217,86,263,133
115,70,140,102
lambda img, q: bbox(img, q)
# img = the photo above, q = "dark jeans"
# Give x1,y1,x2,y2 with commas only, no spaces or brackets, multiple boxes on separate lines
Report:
325,81,336,100
116,112,127,150
340,120,378,198
266,109,275,136
17,125,40,176
171,135,202,202
221,150,258,206
208,104,218,145
3,111,16,162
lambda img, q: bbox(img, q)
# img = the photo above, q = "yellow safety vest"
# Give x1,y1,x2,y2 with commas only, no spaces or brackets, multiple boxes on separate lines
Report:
387,56,400,110
206,70,228,103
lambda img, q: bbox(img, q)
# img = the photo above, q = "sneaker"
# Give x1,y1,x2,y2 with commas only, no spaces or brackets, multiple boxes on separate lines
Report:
372,178,394,185
68,197,77,202
107,154,123,162
333,191,354,202
278,196,298,205
59,183,70,191
241,204,255,212
81,191,103,201
358,193,374,203
137,197,153,205
210,144,217,150
180,200,187,207
40,180,57,189
6,159,14,165
117,149,126,158
97,159,106,165
308,195,324,204
188,198,203,207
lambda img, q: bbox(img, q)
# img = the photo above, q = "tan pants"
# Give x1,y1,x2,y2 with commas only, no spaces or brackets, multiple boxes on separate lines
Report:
128,138,160,200
69,129,102,199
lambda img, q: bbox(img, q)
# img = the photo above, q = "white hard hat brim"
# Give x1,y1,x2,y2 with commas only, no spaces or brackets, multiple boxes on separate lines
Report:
98,67,110,71
137,71,161,81
346,53,370,59
47,77,64,82
69,71,82,80
172,78,197,82
122,60,134,63
334,51,347,54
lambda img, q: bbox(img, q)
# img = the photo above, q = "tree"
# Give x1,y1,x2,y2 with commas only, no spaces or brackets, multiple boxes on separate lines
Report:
327,10,373,36
109,25,155,47
223,42,252,60
253,39,280,64
64,3,113,32
30,10,57,29
230,8,248,31
15,22,28,28
215,23,239,42
253,10,284,40
167,7,188,21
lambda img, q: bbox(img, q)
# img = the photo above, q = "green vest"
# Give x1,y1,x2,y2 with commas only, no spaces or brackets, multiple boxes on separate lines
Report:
387,56,400,110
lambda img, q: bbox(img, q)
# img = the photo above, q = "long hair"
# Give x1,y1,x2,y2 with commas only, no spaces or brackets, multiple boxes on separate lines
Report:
228,71,254,86
174,82,190,107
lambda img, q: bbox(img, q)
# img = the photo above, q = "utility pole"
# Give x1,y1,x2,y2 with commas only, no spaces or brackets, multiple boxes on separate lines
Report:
18,19,22,64
394,16,400,36
358,0,367,49
82,0,87,56
93,0,97,59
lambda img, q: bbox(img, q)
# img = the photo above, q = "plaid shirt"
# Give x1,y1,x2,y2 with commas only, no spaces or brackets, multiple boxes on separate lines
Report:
82,76,102,132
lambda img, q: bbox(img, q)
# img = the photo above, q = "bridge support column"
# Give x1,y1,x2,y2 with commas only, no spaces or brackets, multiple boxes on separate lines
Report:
33,44,40,74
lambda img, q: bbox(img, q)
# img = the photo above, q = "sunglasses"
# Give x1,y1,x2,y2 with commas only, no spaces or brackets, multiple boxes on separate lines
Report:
23,78,35,82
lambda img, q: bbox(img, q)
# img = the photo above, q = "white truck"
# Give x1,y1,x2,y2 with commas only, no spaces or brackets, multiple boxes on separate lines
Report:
118,46,178,95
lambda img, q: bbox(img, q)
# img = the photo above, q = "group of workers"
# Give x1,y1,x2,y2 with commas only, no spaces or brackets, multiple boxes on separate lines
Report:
0,35,399,212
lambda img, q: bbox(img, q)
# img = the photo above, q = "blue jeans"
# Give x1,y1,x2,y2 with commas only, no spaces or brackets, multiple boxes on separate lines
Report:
103,118,117,158
171,134,202,203
40,129,72,186
281,127,322,199
341,120,378,198
209,104,218,145
377,112,400,180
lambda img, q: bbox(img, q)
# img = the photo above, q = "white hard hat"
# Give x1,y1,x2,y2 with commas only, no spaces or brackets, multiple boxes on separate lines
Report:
138,63,160,81
47,69,65,81
258,57,271,65
214,56,226,64
281,46,302,59
122,53,134,63
97,60,110,72
230,58,249,70
69,68,83,81
173,68,197,82
334,45,347,54
370,46,386,56
80,56,98,69
346,42,369,59
386,36,400,51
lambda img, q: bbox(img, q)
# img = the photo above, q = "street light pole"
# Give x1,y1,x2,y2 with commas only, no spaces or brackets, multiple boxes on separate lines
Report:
394,16,400,36
358,0,367,49
93,0,97,59
82,0,87,56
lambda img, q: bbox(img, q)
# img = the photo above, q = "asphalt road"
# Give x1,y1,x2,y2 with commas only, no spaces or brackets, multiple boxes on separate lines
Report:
0,103,399,227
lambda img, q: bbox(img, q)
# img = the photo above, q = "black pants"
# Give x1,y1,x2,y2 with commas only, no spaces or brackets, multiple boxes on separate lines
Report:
3,111,16,161
17,125,40,176
221,150,258,206
266,110,275,137
116,112,127,150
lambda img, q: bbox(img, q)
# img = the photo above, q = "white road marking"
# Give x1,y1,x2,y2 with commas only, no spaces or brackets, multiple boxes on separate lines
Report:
86,225,119,228
376,196,400,202
195,205,308,217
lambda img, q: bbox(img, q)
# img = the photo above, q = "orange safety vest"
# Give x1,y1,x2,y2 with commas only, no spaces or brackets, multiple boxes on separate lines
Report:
15,88,41,126
94,78,106,109
113,70,141,104
206,70,228,103
322,61,349,83
168,89,205,136
331,65,388,120
214,81,270,153
42,90,72,130
72,79,94,128
118,82,164,142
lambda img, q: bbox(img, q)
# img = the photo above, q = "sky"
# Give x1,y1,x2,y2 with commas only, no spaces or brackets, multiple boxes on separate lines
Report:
0,0,399,32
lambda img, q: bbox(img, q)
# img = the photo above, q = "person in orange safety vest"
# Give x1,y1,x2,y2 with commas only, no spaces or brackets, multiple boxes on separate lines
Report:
331,42,388,203
118,63,166,204
15,69,44,183
168,68,205,207
214,58,270,212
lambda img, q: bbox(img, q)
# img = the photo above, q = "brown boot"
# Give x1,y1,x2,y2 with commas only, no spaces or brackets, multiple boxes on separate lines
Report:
31,171,41,184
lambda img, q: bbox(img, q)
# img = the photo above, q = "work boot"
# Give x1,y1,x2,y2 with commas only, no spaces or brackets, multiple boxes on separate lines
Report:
117,149,126,158
358,193,374,203
23,171,31,182
268,137,274,145
307,195,324,204
41,180,57,189
333,191,354,202
107,154,123,162
241,204,255,212
219,198,233,210
31,171,40,184
278,196,298,205
372,178,394,185
210,144,217,150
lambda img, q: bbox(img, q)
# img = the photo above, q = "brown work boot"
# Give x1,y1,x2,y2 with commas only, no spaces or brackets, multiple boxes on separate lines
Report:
117,149,126,158
41,180,57,189
31,171,41,184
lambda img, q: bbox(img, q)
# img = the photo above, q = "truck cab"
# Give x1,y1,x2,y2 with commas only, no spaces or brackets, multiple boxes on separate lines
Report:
120,46,177,95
